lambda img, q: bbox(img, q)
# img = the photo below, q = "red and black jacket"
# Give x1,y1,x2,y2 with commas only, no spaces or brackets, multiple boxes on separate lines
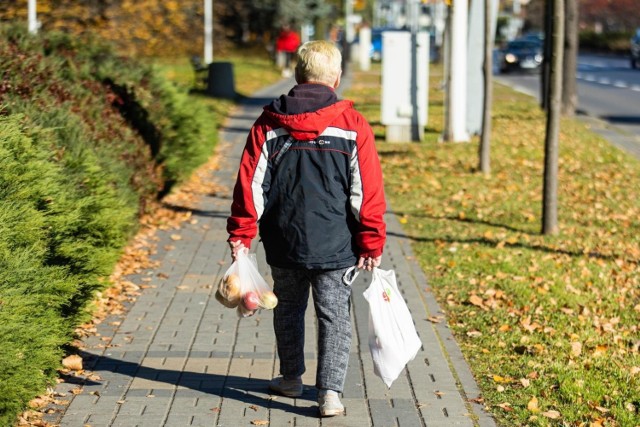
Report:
227,83,386,269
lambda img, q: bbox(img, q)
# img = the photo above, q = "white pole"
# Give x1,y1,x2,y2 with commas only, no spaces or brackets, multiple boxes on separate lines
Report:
448,0,470,142
204,0,213,64
28,0,38,34
345,0,354,43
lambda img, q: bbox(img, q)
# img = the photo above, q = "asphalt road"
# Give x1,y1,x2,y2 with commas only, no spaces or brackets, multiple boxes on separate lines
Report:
494,53,640,160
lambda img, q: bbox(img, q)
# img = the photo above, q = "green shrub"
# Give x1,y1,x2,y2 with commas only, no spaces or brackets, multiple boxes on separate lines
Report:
0,24,212,425
579,30,633,54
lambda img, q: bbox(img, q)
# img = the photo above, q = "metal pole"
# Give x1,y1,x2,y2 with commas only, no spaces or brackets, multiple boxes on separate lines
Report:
447,0,470,142
28,0,38,34
204,0,213,64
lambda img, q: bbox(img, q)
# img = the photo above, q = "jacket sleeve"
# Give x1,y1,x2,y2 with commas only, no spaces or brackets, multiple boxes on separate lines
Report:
350,115,386,258
226,123,269,249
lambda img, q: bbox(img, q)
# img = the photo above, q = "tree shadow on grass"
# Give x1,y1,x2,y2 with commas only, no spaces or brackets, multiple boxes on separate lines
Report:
387,210,638,264
388,210,532,234
387,228,637,264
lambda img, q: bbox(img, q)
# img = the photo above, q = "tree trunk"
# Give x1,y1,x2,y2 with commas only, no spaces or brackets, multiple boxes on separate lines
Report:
542,0,564,235
479,0,492,174
561,0,578,116
540,0,553,110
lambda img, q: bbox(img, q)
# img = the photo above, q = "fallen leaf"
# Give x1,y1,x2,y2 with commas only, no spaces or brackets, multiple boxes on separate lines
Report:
250,421,269,426
249,405,259,411
571,342,582,357
469,295,484,307
593,345,608,357
170,234,182,241
527,396,540,413
497,402,513,412
493,375,512,384
210,407,220,412
541,410,561,419
62,355,83,371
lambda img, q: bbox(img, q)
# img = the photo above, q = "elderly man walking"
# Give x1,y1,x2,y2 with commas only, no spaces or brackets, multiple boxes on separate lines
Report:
226,40,386,417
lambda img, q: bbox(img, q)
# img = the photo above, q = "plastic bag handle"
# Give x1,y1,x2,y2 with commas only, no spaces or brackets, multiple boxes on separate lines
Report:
342,266,360,286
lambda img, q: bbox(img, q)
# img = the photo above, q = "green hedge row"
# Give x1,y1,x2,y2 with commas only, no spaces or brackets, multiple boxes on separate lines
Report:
579,30,635,54
0,25,213,424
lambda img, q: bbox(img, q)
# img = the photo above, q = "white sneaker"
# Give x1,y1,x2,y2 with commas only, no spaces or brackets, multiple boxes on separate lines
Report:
268,376,303,397
318,390,344,417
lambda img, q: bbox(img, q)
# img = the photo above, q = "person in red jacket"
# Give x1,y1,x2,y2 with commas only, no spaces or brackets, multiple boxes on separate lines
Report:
275,24,301,77
227,40,386,417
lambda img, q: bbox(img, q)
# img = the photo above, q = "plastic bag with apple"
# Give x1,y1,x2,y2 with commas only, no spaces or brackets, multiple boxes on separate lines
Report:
215,251,278,317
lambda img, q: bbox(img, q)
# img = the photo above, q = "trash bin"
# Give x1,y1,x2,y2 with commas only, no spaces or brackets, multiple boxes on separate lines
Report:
207,62,236,98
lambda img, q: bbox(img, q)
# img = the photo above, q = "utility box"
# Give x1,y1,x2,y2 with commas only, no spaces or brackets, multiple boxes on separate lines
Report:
381,31,429,142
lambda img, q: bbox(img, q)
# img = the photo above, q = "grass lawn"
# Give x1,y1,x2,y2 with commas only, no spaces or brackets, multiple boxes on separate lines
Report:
345,64,640,426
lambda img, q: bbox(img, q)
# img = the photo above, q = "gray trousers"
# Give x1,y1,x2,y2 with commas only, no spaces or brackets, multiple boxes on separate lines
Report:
271,266,352,392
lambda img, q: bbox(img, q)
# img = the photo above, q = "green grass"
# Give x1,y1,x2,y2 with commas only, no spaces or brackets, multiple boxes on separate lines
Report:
346,65,640,426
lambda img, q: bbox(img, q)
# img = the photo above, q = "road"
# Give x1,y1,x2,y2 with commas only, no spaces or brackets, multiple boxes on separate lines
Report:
494,53,640,159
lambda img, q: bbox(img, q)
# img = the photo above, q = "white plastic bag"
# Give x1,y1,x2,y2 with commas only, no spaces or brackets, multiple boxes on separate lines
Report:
362,267,422,388
215,252,278,318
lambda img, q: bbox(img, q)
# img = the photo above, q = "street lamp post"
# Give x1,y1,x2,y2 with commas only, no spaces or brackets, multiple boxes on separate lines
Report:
28,0,38,34
204,0,213,64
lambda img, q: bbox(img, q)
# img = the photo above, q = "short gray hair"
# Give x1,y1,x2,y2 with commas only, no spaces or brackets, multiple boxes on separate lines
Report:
295,41,342,85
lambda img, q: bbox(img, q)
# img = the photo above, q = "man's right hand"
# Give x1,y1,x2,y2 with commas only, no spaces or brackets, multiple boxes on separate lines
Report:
229,240,248,261
357,255,382,272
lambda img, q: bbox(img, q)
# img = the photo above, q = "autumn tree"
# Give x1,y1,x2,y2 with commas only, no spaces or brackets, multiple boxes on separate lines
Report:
0,0,336,57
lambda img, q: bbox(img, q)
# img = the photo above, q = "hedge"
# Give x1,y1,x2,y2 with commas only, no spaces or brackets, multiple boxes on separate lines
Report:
0,25,212,425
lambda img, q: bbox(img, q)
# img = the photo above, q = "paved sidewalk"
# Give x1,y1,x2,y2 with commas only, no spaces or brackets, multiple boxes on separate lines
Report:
46,77,497,427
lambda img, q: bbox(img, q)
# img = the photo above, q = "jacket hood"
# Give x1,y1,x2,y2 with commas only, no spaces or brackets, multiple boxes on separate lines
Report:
264,84,353,140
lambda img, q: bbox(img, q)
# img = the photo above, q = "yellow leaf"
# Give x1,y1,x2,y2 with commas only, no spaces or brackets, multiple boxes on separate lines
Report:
570,342,582,357
62,355,83,371
541,410,561,419
469,295,484,307
251,421,269,426
492,375,512,384
527,396,540,413
593,345,608,357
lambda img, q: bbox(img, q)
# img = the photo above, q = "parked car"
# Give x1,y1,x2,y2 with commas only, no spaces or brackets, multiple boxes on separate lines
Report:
631,28,640,69
498,39,544,73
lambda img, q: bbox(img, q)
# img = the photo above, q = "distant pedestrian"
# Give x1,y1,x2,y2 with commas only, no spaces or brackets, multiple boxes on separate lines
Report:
275,24,301,77
227,40,386,417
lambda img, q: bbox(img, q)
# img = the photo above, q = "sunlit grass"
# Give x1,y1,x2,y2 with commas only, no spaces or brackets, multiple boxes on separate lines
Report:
345,64,640,426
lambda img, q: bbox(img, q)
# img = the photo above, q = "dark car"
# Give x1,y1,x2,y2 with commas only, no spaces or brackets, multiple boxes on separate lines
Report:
498,39,544,73
631,28,640,69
